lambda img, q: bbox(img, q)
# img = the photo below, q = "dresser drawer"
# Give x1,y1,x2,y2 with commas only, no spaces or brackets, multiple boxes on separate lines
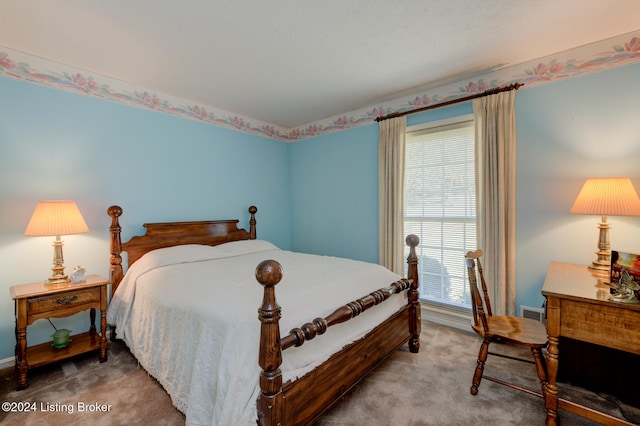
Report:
28,287,100,315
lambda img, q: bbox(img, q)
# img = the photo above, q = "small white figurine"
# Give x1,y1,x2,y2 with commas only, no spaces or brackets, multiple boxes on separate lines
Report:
71,266,86,284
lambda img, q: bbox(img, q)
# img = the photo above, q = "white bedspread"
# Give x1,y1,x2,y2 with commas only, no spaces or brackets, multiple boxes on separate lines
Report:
107,240,405,426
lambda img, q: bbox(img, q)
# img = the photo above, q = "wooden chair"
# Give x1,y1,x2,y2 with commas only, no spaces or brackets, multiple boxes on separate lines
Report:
465,249,548,398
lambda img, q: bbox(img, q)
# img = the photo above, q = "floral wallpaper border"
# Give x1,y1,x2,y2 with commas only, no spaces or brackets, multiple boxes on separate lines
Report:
1,30,639,143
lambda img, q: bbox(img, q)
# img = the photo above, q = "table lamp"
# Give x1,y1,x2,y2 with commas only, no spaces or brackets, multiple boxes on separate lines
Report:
570,177,640,272
24,200,89,284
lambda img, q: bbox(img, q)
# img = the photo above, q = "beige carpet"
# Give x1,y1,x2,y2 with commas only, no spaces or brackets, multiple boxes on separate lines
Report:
1,321,638,425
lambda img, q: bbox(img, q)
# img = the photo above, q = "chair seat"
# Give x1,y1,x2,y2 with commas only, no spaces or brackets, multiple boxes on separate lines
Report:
472,316,548,347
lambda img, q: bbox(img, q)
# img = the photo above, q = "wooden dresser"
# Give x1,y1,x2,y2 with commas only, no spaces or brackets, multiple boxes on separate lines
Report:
542,261,640,426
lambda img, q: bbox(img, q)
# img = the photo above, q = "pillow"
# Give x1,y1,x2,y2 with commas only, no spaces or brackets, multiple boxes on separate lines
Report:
133,244,220,271
126,240,279,283
215,239,279,256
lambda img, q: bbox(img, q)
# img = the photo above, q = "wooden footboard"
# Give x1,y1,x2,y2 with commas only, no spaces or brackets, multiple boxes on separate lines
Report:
256,234,421,426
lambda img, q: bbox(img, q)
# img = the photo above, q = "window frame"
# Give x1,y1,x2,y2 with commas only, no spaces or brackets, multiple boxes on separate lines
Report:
404,114,475,314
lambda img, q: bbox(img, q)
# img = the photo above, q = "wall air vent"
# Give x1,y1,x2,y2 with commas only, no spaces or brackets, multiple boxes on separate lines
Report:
520,305,546,324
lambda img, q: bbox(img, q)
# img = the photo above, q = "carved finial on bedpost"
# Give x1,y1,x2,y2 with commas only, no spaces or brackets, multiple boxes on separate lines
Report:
406,234,421,353
249,205,257,240
256,259,284,426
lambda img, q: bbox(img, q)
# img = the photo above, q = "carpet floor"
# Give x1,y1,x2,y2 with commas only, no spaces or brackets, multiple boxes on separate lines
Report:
1,321,638,425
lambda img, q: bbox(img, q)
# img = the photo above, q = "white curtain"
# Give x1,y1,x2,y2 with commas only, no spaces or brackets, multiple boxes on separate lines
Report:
473,90,517,316
378,116,406,275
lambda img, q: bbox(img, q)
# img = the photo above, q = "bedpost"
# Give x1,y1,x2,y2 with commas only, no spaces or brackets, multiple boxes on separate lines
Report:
256,259,284,426
249,205,257,240
108,205,124,294
406,234,421,353
107,205,124,342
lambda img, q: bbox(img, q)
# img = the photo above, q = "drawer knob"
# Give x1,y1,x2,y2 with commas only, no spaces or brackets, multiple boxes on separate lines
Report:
56,295,78,305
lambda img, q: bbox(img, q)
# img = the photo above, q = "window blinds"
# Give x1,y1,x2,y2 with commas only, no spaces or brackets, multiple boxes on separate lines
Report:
404,120,476,308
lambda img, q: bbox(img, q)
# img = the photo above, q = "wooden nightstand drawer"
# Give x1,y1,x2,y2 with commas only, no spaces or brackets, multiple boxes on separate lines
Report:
27,287,100,315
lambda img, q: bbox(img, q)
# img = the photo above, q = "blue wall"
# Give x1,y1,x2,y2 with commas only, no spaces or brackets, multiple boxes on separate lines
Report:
0,78,291,360
289,125,380,262
515,63,640,308
2,62,639,362
289,63,640,314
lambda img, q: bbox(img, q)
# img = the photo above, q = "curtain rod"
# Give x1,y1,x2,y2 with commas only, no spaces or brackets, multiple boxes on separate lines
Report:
375,82,524,122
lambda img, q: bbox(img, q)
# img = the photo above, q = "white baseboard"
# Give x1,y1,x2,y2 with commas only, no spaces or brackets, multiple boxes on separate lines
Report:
0,356,14,371
421,301,473,333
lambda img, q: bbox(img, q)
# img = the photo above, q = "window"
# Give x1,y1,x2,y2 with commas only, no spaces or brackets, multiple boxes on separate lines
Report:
404,116,476,310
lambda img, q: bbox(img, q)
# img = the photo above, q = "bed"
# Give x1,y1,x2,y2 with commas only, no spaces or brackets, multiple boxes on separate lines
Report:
106,205,421,426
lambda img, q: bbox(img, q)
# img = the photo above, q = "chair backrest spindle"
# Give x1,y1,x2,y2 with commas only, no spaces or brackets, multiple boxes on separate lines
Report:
475,256,493,317
465,250,490,333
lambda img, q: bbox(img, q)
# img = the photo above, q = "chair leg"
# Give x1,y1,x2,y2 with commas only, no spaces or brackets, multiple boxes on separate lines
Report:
471,338,490,395
531,347,548,395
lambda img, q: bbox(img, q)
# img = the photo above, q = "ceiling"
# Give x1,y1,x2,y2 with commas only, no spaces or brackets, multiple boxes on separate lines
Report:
2,0,640,129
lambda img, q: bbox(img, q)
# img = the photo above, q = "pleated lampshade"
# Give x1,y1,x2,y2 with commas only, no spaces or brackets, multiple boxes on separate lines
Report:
25,201,89,237
570,178,640,217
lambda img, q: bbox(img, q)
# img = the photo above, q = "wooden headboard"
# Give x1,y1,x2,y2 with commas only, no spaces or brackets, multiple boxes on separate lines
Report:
108,205,257,296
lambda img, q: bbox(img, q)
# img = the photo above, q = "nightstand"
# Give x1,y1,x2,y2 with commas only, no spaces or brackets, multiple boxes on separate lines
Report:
10,274,109,390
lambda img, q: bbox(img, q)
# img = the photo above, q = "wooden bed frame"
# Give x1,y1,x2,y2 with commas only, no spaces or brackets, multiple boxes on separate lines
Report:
108,205,421,426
